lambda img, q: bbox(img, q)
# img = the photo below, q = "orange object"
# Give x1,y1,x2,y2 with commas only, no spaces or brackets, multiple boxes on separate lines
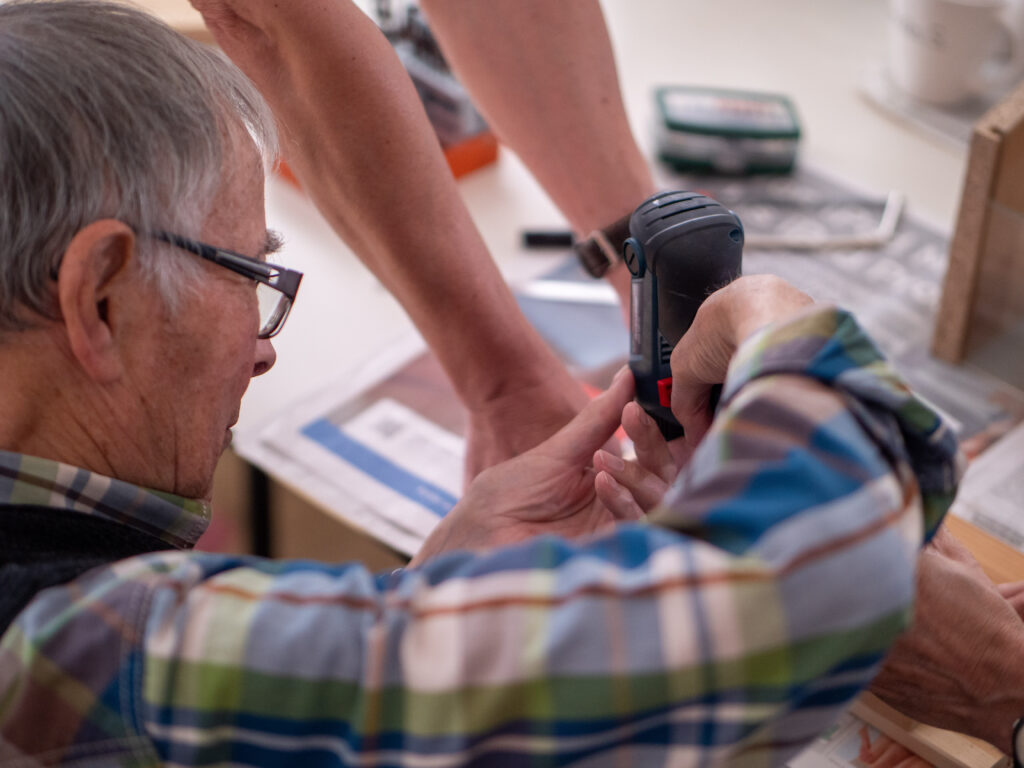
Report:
441,131,499,178
275,130,499,192
276,159,302,190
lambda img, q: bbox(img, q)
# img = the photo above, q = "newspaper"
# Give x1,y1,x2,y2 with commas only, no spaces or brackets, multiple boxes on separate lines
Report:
237,333,446,556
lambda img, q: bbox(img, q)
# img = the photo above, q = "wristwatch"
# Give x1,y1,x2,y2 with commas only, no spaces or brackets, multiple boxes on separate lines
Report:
1013,717,1024,767
573,212,632,278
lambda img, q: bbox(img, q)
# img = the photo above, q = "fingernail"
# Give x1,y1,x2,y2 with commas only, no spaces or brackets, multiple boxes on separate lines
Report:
613,366,631,385
597,450,624,471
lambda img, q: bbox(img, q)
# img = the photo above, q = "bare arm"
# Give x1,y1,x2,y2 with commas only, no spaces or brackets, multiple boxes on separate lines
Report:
190,0,589,479
420,0,656,302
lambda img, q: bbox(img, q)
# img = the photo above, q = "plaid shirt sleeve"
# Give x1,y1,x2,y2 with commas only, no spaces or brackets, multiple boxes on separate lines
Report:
0,307,961,767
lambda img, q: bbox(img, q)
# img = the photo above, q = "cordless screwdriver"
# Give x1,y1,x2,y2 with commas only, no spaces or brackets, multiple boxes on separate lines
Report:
624,191,744,439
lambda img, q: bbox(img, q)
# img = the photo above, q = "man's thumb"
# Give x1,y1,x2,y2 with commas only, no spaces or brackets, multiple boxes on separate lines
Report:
541,367,634,462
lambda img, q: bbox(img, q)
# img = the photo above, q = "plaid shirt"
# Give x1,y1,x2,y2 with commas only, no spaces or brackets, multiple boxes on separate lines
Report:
0,308,959,767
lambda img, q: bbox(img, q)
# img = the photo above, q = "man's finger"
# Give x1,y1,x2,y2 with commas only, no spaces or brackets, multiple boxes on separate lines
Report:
538,367,634,464
998,580,1024,601
593,450,668,511
669,331,721,444
997,580,1024,619
671,385,714,445
594,472,645,521
621,402,678,484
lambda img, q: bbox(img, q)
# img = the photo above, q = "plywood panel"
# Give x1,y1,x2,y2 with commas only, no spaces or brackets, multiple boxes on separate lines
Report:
933,81,1024,364
851,694,1008,768
932,127,1000,362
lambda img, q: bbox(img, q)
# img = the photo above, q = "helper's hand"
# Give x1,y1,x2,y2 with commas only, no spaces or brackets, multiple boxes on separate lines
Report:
412,368,639,566
870,527,1024,753
669,275,815,444
464,376,604,487
592,401,692,517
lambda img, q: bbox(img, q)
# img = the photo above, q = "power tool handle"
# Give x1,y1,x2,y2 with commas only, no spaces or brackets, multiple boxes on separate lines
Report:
649,382,721,441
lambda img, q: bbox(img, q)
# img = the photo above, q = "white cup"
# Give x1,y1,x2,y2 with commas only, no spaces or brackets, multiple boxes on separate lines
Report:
888,0,1024,105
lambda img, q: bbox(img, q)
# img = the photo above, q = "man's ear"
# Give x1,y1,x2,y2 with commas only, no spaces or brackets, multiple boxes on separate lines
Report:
56,219,137,384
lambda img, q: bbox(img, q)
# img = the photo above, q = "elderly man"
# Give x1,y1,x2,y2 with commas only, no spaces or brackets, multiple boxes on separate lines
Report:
0,2,958,767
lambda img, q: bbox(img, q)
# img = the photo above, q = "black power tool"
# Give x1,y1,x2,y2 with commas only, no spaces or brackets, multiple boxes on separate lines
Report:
625,191,744,439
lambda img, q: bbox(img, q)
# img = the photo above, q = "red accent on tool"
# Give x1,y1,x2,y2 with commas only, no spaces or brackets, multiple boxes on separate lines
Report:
657,378,673,408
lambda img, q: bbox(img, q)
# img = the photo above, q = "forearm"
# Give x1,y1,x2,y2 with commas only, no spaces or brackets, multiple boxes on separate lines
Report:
195,1,568,409
421,0,655,297
421,0,652,234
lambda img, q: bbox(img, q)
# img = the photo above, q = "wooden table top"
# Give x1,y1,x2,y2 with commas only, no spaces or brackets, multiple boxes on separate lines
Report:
946,513,1024,584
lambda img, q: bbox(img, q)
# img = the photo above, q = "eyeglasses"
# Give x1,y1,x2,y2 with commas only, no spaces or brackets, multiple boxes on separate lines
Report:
154,231,302,339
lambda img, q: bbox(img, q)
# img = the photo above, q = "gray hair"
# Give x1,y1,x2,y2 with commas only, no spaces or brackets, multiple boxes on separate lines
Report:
0,0,278,330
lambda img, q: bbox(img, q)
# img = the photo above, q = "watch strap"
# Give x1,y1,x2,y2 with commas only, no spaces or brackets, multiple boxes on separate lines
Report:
573,212,633,278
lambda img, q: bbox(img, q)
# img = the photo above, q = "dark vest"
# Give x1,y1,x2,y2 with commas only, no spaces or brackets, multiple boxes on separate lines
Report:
0,504,170,633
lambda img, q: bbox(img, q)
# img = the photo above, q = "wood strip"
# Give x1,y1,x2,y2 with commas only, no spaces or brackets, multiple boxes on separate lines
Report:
978,80,1024,136
933,79,1024,362
932,126,1000,363
851,693,1008,768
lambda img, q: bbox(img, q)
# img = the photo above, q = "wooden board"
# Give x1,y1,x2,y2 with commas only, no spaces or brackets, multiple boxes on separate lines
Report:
933,82,1024,363
851,694,1008,768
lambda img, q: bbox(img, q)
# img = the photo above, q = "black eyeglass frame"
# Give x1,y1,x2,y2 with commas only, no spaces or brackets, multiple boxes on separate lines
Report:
153,231,302,339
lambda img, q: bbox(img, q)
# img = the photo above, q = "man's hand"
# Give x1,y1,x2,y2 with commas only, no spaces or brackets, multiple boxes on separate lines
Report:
669,275,814,443
592,275,814,516
412,368,639,566
463,377,594,488
593,401,691,516
999,579,1024,617
870,527,1024,753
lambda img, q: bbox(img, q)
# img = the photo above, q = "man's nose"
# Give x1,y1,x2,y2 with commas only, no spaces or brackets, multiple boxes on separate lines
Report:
252,338,277,377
